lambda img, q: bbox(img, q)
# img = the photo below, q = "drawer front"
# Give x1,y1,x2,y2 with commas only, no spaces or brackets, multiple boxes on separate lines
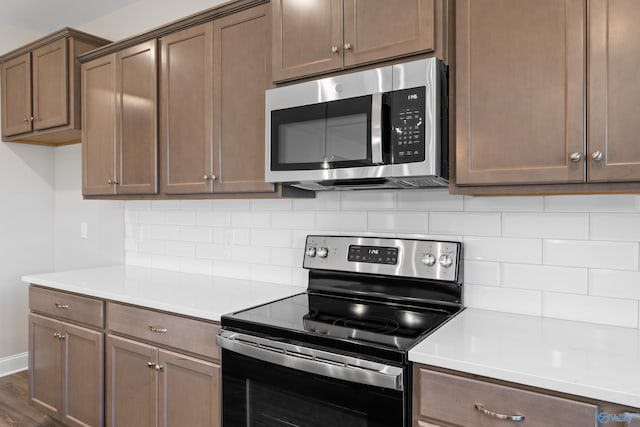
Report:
107,302,220,360
29,286,104,328
416,368,598,426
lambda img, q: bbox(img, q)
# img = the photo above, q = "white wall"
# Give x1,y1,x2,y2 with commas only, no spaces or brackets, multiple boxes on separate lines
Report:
0,25,54,373
126,191,640,330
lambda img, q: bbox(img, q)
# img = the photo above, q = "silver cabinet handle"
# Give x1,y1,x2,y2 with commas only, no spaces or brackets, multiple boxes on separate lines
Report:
107,179,113,184
107,179,119,185
149,326,168,333
475,404,525,422
53,332,66,340
147,361,155,368
23,117,29,122
331,46,339,53
592,150,604,161
204,174,216,181
344,42,352,50
30,116,34,121
54,303,69,309
569,152,583,162
155,365,164,371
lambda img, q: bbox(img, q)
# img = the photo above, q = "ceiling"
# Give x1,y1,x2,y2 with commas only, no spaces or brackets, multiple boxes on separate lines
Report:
0,0,141,33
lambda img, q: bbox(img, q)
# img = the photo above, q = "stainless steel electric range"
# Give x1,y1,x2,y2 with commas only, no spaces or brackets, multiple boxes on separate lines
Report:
217,235,463,427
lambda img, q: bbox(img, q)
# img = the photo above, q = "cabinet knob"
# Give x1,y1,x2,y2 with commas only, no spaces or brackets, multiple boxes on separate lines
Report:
107,179,119,185
147,361,155,369
107,179,113,185
23,117,28,122
569,152,583,163
344,42,352,50
591,150,604,162
54,303,69,309
331,46,339,53
30,117,34,121
204,174,216,181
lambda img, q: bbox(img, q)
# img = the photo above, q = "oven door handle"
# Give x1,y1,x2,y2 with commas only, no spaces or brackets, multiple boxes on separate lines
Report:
371,92,384,165
217,331,404,391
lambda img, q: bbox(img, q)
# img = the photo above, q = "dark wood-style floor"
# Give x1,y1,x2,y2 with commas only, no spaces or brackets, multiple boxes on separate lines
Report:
0,371,58,427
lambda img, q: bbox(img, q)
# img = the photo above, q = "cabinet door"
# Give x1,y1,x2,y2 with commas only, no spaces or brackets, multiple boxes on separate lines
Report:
82,54,117,196
63,323,104,427
272,0,343,81
32,38,69,131
213,4,275,194
160,23,214,195
116,40,158,195
343,0,434,67
158,349,221,427
106,335,157,427
589,0,640,181
1,52,32,137
456,0,585,185
29,314,62,420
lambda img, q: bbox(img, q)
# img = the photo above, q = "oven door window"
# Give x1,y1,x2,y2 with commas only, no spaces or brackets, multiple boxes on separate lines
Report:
222,350,404,427
271,95,373,171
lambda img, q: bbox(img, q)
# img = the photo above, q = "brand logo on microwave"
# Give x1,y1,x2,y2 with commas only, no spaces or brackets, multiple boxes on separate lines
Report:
407,94,419,100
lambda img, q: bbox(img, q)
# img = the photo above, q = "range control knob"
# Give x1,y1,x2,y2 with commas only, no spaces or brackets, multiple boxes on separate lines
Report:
421,253,436,266
439,254,453,268
317,247,329,258
306,247,317,258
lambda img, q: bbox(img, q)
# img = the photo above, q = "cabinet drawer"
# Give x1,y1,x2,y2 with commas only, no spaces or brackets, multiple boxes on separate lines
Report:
416,369,598,426
29,286,104,328
107,302,220,360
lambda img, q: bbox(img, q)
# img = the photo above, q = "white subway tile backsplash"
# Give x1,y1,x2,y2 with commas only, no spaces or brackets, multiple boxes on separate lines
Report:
292,192,341,211
151,254,179,271
543,293,639,328
151,200,181,210
251,229,291,247
231,212,270,228
316,212,367,231
179,226,212,243
463,237,542,264
250,264,292,285
197,243,230,260
151,225,179,241
271,212,315,229
464,285,542,316
212,200,251,211
341,191,396,210
368,212,427,233
464,196,544,212
430,212,500,236
231,245,270,264
397,189,463,211
165,241,196,257
463,261,500,286
179,200,212,209
196,211,230,227
502,213,589,239
543,240,638,270
502,264,587,294
125,190,640,329
589,270,640,300
545,195,640,212
590,214,640,242
165,211,195,226
250,199,292,211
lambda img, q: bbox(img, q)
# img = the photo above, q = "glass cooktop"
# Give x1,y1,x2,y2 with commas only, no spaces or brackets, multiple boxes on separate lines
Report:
223,292,455,353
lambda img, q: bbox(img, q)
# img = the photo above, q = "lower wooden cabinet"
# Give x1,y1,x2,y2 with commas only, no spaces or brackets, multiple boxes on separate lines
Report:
105,335,221,427
29,313,104,427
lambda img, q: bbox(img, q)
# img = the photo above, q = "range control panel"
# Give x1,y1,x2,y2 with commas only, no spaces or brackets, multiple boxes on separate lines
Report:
304,235,461,283
390,86,426,164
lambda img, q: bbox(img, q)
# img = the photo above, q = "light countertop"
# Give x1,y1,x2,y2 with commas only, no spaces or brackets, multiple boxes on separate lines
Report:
409,308,640,408
22,265,301,322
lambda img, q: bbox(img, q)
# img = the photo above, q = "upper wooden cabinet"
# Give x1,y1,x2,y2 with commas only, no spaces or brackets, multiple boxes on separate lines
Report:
272,0,439,82
455,0,640,192
455,0,586,186
0,28,110,145
82,40,158,196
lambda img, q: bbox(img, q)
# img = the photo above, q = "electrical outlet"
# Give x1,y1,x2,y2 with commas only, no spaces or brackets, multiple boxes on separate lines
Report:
80,222,88,239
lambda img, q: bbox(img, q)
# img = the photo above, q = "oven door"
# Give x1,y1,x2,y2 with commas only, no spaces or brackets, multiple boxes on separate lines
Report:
218,332,406,427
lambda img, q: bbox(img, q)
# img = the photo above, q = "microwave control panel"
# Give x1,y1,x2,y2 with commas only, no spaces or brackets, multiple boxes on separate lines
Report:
390,86,426,164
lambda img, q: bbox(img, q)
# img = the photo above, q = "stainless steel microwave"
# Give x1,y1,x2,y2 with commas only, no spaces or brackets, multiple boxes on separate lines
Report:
265,58,448,191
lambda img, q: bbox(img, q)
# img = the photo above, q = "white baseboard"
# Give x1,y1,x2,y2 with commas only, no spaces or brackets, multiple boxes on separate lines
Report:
0,352,28,377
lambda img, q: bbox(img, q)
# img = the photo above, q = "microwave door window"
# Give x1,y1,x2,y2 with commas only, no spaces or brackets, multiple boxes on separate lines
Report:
279,118,326,164
326,95,372,167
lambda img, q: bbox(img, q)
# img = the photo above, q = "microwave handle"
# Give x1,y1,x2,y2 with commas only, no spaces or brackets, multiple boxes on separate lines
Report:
371,92,383,164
